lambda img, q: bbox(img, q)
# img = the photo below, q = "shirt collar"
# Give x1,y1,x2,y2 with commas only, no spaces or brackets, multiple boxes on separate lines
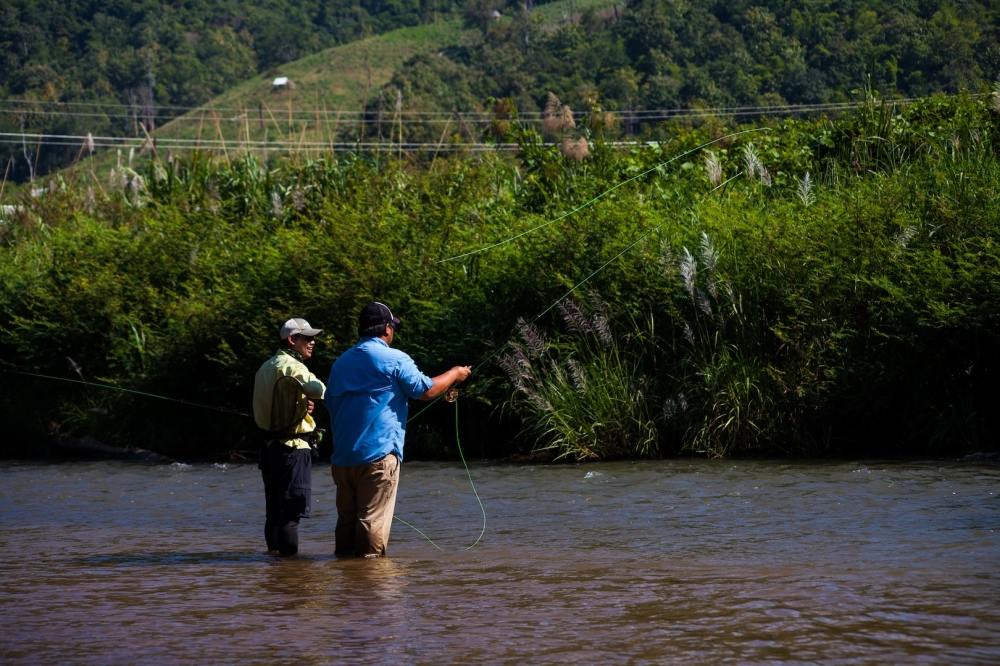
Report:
278,347,305,362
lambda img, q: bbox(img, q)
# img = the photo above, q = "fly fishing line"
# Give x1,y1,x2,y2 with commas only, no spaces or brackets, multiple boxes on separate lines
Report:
394,397,485,552
2,369,250,417
437,127,769,264
399,165,747,551
7,128,763,554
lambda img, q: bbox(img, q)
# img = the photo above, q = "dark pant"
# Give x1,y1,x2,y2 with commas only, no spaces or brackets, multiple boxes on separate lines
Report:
260,444,312,556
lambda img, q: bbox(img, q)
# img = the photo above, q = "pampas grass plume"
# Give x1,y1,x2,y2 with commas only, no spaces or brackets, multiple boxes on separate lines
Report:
704,150,722,187
543,92,576,134
560,137,590,160
797,172,815,206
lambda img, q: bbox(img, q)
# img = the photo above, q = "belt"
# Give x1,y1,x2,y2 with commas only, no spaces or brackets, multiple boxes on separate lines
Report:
266,429,323,444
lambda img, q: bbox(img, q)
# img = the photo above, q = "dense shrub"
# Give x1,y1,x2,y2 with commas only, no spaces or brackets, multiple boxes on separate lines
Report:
1,94,997,460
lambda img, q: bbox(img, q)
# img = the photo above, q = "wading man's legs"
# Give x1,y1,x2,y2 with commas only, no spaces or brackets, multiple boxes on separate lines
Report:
332,453,399,558
261,444,311,556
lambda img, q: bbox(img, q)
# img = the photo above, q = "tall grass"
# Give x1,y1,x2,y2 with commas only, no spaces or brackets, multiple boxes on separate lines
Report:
664,233,776,458
499,296,657,460
1,93,997,460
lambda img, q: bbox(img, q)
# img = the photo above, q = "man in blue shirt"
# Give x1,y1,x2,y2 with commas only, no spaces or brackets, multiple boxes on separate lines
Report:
326,302,471,558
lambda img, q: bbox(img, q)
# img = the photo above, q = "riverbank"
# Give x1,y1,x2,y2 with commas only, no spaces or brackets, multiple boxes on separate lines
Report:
1,93,998,461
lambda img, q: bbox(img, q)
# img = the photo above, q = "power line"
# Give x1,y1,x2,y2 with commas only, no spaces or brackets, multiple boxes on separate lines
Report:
0,103,845,124
0,131,732,154
0,94,973,126
0,90,986,156
0,132,525,152
4,93,973,115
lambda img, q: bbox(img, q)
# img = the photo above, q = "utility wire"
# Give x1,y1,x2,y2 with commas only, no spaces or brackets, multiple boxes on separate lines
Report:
0,93,978,122
0,131,768,153
1,93,979,159
0,132,527,152
0,103,857,124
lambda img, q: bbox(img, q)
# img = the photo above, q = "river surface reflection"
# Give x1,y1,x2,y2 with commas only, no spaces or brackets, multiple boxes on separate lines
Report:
1,459,998,663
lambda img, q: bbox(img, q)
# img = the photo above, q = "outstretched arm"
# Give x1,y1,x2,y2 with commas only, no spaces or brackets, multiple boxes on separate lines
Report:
420,366,472,400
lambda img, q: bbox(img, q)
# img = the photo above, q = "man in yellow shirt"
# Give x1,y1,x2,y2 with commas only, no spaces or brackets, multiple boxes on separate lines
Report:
252,317,326,556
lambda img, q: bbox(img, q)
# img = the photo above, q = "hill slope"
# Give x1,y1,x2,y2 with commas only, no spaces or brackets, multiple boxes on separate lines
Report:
1,0,479,180
8,0,998,192
15,0,616,187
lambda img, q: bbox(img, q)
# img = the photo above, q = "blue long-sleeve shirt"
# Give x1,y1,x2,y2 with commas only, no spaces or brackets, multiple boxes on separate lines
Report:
325,337,433,466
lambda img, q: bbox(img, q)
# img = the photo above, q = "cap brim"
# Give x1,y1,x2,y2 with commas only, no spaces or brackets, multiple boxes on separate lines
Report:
299,327,322,337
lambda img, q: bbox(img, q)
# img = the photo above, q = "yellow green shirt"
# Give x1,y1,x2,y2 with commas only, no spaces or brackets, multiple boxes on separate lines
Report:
252,349,326,450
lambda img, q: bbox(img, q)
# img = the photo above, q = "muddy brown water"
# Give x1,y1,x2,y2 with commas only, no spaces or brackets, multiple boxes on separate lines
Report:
1,459,998,663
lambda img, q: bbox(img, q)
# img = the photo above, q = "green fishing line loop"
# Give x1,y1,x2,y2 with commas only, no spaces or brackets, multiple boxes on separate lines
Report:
396,398,486,551
436,127,770,264
7,129,759,554
454,398,487,550
396,157,749,550
391,516,444,552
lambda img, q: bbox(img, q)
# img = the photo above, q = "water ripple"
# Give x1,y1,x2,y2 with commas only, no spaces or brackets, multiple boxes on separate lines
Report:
1,459,999,663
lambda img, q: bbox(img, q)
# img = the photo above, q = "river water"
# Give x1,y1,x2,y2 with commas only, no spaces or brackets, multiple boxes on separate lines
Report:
1,459,998,664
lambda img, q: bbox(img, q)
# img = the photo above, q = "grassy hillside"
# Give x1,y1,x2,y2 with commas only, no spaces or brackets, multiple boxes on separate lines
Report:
11,0,997,196
0,0,480,181
18,19,462,188
162,0,612,122
15,0,617,191
156,19,468,142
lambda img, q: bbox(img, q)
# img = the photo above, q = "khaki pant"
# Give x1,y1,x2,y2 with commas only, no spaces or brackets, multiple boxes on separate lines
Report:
331,453,400,557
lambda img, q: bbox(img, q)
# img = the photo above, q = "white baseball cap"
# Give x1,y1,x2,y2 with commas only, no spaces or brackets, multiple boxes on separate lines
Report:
279,317,322,340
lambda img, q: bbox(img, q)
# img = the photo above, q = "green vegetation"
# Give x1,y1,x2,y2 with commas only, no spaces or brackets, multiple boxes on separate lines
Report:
381,0,1000,131
0,0,470,179
5,1,998,183
1,93,998,461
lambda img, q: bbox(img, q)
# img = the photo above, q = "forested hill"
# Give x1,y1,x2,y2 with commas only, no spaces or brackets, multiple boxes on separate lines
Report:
0,0,466,179
384,0,999,125
2,0,999,182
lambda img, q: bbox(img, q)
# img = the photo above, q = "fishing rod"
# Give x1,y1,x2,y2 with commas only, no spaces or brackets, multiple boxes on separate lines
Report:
1,367,465,551
404,158,750,551
412,127,767,415
412,128,771,417
0,368,468,552
2,365,468,549
4,127,762,552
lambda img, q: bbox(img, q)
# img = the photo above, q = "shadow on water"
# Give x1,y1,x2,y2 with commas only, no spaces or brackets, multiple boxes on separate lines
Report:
75,551,340,566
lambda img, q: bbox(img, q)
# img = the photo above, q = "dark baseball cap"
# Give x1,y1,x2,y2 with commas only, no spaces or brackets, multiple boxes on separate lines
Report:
358,301,401,336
